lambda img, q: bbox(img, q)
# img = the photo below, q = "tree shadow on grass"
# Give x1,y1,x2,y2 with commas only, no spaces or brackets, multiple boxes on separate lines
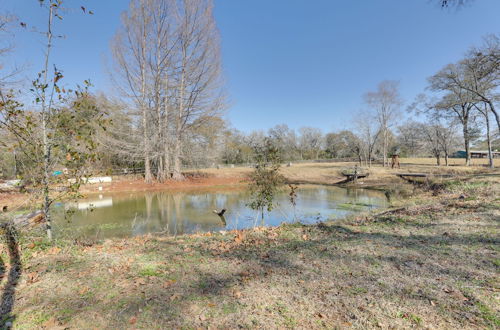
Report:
0,223,21,327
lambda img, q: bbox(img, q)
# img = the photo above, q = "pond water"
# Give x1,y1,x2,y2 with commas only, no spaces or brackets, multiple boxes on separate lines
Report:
53,185,388,239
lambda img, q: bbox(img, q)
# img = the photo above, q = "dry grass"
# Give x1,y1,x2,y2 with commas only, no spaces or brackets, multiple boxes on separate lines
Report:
0,170,499,329
196,158,500,187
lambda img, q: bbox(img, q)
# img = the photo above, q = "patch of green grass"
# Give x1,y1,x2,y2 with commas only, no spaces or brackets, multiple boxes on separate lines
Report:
221,302,239,315
374,216,407,225
138,264,163,277
476,301,500,328
57,308,77,323
348,286,368,295
272,302,297,328
337,202,372,211
396,311,422,326
30,311,52,325
444,180,489,193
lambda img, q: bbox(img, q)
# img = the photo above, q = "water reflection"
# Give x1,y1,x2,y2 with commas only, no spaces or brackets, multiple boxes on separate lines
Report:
53,185,387,239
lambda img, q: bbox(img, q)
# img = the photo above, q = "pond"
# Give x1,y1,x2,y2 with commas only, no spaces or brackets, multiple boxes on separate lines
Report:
53,185,388,239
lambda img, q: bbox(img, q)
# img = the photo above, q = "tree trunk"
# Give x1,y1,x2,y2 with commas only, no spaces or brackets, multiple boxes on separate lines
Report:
444,152,449,166
172,137,183,180
156,93,165,182
156,96,165,181
382,130,387,167
463,120,471,166
172,65,185,181
41,4,54,240
162,75,170,180
485,110,494,169
487,100,500,133
140,6,152,183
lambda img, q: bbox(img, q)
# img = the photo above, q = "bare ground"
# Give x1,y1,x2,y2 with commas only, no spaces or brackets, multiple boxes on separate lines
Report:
0,167,498,329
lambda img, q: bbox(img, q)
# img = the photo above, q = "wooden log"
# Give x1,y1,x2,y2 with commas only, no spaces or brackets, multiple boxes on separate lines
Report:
4,210,45,229
396,173,428,177
340,173,369,183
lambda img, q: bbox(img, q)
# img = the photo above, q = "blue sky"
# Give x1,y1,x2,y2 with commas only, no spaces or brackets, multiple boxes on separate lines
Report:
2,0,500,132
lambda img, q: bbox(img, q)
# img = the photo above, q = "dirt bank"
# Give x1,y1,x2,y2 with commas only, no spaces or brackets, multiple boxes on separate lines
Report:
80,175,247,194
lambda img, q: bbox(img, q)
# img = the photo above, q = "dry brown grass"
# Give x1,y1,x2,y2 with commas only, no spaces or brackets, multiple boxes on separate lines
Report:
3,178,498,329
196,158,500,186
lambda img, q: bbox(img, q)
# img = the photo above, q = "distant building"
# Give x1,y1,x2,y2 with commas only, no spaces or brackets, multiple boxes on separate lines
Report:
454,150,500,158
471,150,500,158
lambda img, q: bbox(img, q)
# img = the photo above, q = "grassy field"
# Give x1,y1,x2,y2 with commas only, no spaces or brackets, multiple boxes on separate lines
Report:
0,159,499,329
197,157,500,186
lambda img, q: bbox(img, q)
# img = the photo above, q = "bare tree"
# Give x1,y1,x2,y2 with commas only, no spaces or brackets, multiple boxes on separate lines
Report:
416,122,443,166
325,130,361,160
0,13,20,92
354,111,380,167
435,122,459,166
474,102,495,168
440,0,472,7
171,0,225,180
428,64,477,166
364,81,402,167
298,127,323,160
397,120,425,157
460,35,500,133
268,124,299,161
111,0,155,182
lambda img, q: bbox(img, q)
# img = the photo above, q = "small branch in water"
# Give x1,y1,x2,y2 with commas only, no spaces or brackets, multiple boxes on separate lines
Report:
212,209,227,226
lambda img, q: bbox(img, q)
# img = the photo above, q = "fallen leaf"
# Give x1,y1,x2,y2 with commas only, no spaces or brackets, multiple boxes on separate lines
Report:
163,280,176,288
302,234,309,241
239,271,250,277
129,316,137,325
234,232,245,244
42,318,59,328
48,246,61,255
27,242,36,249
26,272,40,284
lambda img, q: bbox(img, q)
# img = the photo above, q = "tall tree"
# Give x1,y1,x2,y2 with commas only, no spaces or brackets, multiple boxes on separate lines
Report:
111,0,225,182
460,35,500,132
354,111,380,167
428,64,477,166
397,120,425,157
474,102,495,168
111,0,155,183
364,81,402,167
298,126,323,160
171,0,225,180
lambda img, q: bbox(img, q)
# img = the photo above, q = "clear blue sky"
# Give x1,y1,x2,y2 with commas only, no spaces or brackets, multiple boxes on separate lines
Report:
2,0,500,132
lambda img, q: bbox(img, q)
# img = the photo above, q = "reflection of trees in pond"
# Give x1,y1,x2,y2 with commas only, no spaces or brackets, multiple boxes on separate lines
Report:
55,186,389,238
156,192,170,234
172,193,185,236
